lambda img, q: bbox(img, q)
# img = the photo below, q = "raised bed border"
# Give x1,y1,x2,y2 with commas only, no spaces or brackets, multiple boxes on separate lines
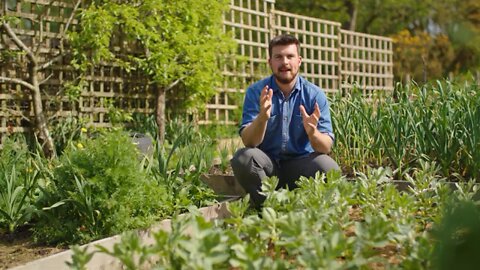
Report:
10,201,232,270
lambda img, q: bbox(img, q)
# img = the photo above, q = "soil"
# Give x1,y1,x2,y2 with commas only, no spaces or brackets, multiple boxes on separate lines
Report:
0,227,66,270
207,164,234,176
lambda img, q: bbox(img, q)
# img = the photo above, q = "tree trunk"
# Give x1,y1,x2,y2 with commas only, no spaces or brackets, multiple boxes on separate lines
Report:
155,84,166,144
345,0,358,31
29,64,56,158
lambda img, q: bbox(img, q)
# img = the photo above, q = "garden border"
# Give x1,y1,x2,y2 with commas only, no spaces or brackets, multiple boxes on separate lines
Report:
10,201,232,270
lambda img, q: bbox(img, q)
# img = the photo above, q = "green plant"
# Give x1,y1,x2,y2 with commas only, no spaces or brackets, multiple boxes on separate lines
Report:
152,123,217,210
218,145,231,173
73,166,478,269
431,200,480,270
0,164,38,233
96,232,152,270
50,115,88,155
33,129,170,244
129,113,158,140
66,245,94,270
0,136,39,233
332,79,480,181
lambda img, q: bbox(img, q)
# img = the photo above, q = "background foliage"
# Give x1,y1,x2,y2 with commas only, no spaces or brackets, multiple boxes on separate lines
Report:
276,0,480,82
69,0,235,140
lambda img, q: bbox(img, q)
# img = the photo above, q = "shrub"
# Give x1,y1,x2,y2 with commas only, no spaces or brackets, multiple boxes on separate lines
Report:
33,130,170,244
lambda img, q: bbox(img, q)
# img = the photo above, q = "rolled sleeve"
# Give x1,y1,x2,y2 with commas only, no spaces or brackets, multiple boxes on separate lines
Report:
315,91,334,141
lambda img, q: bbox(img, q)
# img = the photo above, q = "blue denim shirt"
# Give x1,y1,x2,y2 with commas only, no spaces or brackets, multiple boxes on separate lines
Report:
240,75,334,161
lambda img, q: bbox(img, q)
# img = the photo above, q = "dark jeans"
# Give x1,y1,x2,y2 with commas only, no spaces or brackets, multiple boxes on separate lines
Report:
230,147,340,207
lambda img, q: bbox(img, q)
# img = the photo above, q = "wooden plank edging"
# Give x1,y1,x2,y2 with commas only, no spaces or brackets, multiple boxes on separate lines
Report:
10,202,232,270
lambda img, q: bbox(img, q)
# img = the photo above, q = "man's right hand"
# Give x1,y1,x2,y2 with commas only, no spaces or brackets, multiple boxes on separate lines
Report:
240,85,273,147
258,85,273,122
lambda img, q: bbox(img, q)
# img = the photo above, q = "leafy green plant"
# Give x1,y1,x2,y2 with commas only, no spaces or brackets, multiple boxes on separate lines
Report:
95,232,152,270
431,200,480,270
0,163,38,233
73,165,480,269
49,115,88,155
217,145,231,173
33,129,170,244
129,113,158,140
66,245,94,270
0,136,39,233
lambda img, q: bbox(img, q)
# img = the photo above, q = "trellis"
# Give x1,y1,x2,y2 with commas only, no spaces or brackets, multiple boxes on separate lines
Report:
205,0,394,124
0,0,155,144
1,0,393,140
340,29,394,96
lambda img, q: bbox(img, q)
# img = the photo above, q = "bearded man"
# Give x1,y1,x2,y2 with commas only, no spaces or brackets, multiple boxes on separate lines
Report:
230,34,340,207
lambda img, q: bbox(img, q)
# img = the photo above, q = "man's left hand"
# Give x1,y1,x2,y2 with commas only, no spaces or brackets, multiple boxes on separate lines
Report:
299,102,320,136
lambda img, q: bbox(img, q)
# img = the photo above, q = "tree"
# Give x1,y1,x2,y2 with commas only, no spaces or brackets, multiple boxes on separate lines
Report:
276,0,479,80
392,30,454,82
275,0,359,31
432,0,480,73
276,0,434,34
1,0,82,157
70,0,235,143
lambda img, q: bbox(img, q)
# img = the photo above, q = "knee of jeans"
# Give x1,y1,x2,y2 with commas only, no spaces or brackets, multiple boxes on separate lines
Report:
329,160,341,172
231,148,257,166
311,154,341,173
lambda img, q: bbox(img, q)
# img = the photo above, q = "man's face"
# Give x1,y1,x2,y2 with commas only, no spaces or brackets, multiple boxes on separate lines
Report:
268,44,302,85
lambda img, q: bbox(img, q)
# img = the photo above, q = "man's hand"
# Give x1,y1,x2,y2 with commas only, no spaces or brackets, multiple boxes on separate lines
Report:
258,85,273,122
299,102,333,153
240,85,273,147
299,102,320,136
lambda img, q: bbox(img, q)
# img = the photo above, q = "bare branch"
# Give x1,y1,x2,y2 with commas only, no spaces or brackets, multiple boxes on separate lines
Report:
39,73,54,85
62,0,82,37
5,108,31,123
39,0,82,70
1,22,37,64
0,76,36,91
164,77,185,92
39,54,64,70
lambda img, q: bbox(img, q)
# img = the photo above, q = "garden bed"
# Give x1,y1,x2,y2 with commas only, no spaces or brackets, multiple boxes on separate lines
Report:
4,201,231,270
25,168,479,269
3,168,478,269
0,228,66,269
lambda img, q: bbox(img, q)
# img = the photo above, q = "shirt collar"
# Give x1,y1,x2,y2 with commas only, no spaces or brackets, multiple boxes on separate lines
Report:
269,75,302,95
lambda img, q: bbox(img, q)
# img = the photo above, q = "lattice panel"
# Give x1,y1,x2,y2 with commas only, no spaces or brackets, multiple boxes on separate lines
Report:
340,29,394,96
79,66,154,127
1,0,395,140
202,0,275,124
273,10,341,94
0,0,155,144
0,0,79,144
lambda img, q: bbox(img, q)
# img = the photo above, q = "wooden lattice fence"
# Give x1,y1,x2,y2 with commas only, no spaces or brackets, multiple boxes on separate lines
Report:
1,0,393,140
204,0,394,124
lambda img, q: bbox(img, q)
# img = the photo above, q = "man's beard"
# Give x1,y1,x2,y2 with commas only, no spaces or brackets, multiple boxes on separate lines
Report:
273,68,298,85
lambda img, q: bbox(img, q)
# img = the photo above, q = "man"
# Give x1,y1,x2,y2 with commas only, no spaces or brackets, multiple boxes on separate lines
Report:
230,34,340,207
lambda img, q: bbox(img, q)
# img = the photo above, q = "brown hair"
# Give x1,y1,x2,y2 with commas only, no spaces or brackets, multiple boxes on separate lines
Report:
268,34,300,57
